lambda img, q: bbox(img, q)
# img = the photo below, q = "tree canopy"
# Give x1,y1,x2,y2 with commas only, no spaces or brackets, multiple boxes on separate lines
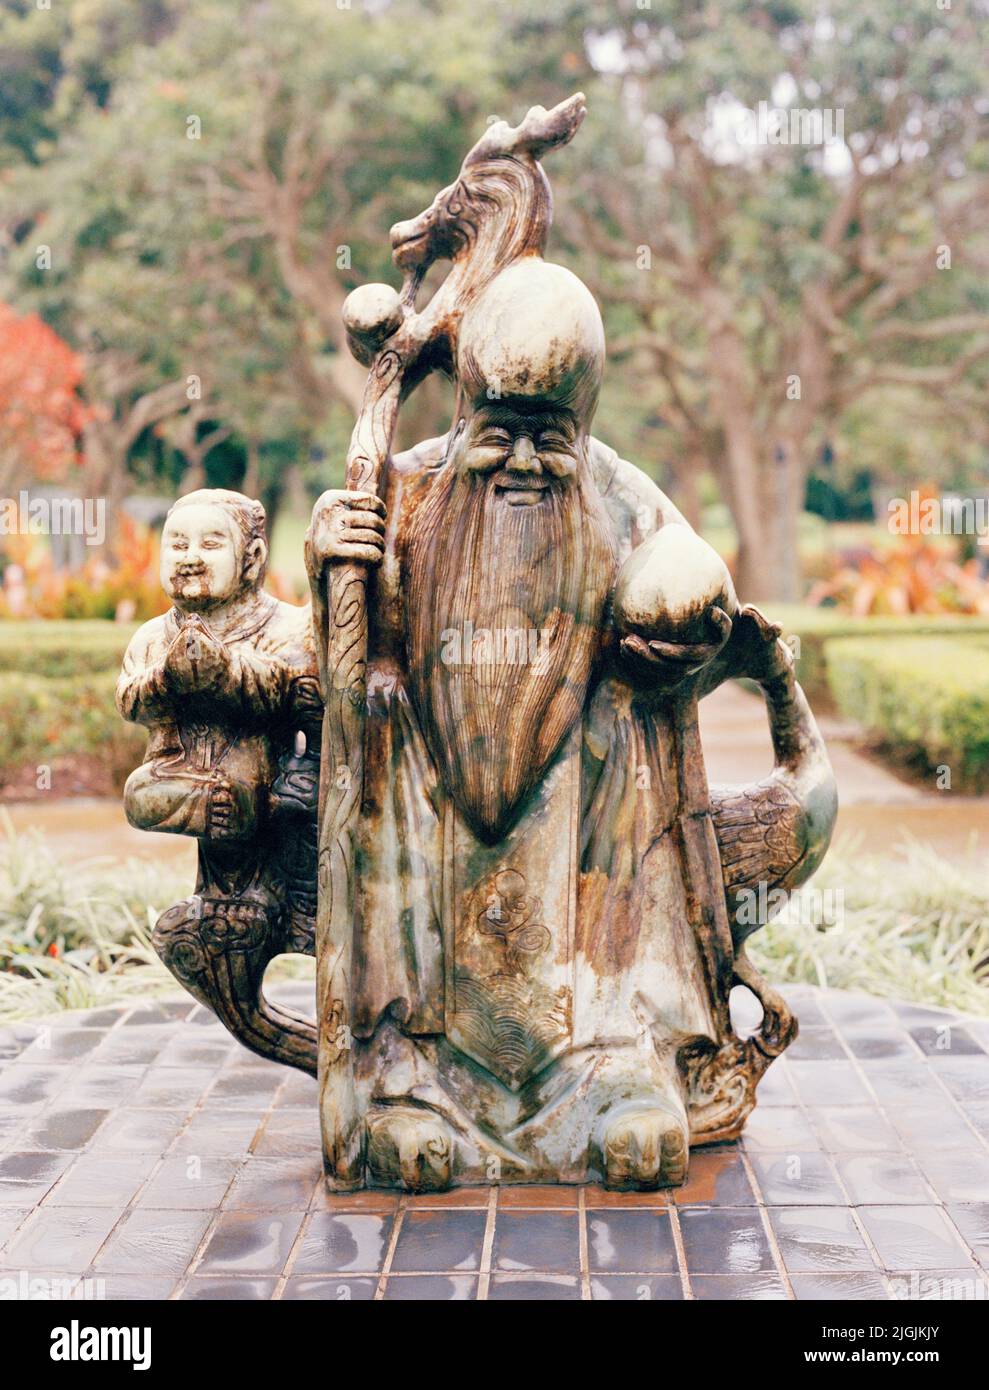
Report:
2,0,987,594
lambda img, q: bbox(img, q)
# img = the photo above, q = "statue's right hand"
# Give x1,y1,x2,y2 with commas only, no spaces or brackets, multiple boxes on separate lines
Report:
306,489,386,574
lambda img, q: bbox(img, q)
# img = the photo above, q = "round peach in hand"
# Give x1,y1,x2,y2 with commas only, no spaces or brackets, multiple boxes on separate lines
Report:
613,524,738,687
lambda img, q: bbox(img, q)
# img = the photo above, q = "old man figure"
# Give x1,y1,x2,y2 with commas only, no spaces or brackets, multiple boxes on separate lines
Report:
304,256,836,1191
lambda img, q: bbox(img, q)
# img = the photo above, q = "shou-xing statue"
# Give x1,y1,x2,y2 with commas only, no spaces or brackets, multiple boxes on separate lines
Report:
119,95,836,1193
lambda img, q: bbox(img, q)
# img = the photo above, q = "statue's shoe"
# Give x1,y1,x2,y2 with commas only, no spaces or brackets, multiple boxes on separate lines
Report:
599,1105,688,1190
366,1107,453,1193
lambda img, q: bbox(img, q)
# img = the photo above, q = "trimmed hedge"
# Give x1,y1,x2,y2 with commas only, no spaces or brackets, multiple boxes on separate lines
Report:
826,636,989,792
0,670,145,785
766,605,989,703
0,620,138,678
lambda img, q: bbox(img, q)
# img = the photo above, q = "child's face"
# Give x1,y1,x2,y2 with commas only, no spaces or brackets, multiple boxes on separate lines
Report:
161,504,242,610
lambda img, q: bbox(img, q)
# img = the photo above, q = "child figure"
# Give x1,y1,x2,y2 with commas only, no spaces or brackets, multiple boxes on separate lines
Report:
117,489,321,845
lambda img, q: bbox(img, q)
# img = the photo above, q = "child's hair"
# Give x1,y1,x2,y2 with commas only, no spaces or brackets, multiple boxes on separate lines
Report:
167,489,268,587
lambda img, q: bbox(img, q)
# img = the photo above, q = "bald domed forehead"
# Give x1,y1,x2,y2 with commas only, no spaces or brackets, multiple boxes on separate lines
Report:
457,260,604,420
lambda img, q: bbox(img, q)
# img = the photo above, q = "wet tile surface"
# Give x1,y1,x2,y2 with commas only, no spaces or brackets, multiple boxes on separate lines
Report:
0,983,986,1299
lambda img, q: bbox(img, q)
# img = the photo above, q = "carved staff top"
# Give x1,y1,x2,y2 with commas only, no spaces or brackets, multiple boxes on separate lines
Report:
340,90,588,496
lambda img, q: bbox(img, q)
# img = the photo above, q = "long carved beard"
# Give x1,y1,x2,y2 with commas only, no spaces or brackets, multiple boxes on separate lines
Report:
403,456,616,843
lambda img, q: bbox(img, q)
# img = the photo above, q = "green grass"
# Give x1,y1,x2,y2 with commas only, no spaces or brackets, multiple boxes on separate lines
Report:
751,835,989,1017
0,818,311,1024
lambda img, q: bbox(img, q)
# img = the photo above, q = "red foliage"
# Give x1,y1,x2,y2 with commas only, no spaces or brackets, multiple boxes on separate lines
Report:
0,302,93,481
807,534,989,615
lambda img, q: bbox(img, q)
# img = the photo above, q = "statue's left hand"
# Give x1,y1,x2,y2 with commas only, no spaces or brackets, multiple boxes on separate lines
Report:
619,606,732,691
717,605,793,685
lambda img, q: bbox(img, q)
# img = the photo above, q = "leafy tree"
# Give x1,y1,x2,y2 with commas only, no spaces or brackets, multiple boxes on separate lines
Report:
545,0,989,596
3,0,989,600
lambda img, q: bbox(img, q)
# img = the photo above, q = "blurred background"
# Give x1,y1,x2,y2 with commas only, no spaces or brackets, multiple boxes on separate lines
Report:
0,0,988,1020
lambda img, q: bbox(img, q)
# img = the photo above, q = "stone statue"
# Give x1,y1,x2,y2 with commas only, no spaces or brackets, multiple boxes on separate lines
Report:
119,96,836,1193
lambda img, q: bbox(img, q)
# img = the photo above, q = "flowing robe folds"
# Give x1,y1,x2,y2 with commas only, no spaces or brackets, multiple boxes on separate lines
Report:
313,436,744,1182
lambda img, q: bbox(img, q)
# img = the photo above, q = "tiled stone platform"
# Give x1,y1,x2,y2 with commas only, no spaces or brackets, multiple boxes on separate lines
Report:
1,983,988,1300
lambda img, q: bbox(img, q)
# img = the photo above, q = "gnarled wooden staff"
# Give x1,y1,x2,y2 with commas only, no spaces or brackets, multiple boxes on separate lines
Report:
309,94,588,1188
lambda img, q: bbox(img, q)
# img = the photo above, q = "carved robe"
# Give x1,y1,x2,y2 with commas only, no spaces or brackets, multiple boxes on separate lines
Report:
320,435,744,1180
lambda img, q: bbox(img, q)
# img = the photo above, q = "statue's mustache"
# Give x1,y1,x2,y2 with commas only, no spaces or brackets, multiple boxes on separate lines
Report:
490,469,551,492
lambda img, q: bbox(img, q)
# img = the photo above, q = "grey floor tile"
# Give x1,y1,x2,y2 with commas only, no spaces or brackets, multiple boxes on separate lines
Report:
770,1205,874,1272
787,1028,848,1062
132,1069,209,1110
204,1071,285,1110
182,1275,277,1299
22,1108,110,1152
390,1210,486,1273
2,1205,123,1272
741,1107,819,1151
51,1066,145,1108
891,1103,977,1152
281,1275,377,1300
678,1207,774,1274
811,1106,901,1154
292,1211,393,1274
836,1153,934,1206
44,1153,151,1209
842,1031,919,1061
222,1155,320,1212
196,1210,304,1274
675,1149,757,1206
94,1208,212,1275
791,1271,889,1300
859,1062,947,1105
585,1209,677,1273
0,1207,30,1247
138,1156,241,1210
915,1151,989,1204
492,1211,580,1273
750,1151,845,1206
0,1066,69,1108
886,1269,989,1300
946,1203,989,1266
857,1205,974,1271
753,1063,796,1105
935,1059,989,1106
90,1109,187,1155
382,1274,476,1299
16,1030,107,1064
89,1274,178,1300
251,1111,321,1158
171,1110,266,1157
488,1274,580,1300
691,1273,789,1299
787,1061,871,1108
909,1026,985,1058
590,1274,683,1300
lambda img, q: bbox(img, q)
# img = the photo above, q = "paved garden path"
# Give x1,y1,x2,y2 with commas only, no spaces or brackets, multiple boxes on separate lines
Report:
1,983,987,1301
700,683,989,861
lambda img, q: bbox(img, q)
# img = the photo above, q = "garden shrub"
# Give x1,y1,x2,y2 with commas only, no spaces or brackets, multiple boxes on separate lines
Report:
767,605,989,702
0,620,137,677
825,636,989,792
0,670,145,787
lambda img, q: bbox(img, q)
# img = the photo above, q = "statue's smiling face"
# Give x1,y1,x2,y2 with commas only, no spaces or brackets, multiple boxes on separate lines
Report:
451,403,581,507
161,505,242,610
